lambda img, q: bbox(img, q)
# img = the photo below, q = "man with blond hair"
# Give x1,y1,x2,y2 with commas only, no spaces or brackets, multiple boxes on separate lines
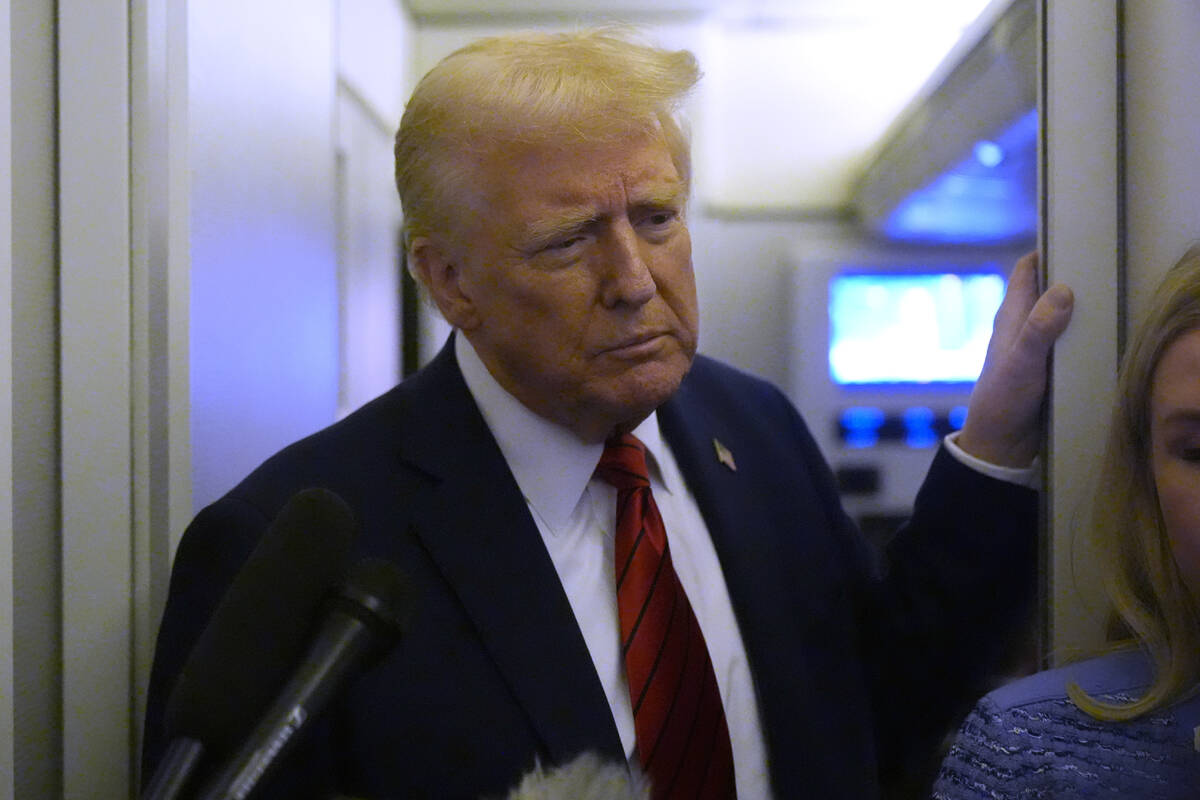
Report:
144,29,1072,799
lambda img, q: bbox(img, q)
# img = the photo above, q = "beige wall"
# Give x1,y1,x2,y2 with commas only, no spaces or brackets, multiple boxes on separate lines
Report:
4,0,62,796
1124,4,1200,324
1043,0,1200,662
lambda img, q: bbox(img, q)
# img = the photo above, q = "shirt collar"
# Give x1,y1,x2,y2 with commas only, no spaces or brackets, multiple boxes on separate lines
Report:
628,415,674,496
455,334,676,533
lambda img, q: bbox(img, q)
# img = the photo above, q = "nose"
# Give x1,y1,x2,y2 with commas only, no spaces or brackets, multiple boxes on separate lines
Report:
599,221,656,309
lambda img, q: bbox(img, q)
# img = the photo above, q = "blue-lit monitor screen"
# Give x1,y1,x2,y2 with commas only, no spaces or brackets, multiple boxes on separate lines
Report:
829,271,1005,386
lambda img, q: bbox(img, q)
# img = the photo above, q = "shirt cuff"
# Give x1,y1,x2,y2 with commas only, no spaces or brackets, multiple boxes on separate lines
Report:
943,431,1040,490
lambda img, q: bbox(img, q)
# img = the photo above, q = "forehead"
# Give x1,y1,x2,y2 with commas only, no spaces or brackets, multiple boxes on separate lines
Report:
475,131,685,210
1152,328,1200,418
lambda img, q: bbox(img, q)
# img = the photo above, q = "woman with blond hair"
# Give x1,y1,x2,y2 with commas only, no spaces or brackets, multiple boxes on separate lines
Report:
933,246,1200,799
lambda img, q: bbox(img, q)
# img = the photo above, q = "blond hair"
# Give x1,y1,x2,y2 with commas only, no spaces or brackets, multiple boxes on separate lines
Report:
1070,244,1200,720
393,28,700,246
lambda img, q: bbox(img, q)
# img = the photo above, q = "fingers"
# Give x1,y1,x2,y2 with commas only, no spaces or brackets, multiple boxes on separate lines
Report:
1021,282,1074,358
990,252,1039,342
955,253,1074,467
989,280,1072,390
991,252,1073,364
1010,250,1040,297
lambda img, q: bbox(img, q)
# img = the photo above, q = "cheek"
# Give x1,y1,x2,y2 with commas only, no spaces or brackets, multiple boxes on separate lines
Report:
654,245,699,333
1157,467,1200,591
489,272,594,328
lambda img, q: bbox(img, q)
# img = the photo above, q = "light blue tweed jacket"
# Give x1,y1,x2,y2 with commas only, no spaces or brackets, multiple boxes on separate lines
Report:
932,649,1200,799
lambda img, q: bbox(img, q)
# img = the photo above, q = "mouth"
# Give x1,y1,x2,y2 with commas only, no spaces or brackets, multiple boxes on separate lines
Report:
600,332,671,359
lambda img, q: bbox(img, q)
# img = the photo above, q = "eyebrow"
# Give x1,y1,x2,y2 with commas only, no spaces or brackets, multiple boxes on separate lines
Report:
633,181,689,213
519,181,688,247
521,209,599,247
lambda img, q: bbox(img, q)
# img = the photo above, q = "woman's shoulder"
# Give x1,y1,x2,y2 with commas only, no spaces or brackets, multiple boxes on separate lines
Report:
975,648,1199,748
932,650,1200,800
985,648,1155,710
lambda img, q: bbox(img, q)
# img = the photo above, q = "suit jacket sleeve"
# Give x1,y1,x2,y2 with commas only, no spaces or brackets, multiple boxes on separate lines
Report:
863,446,1038,775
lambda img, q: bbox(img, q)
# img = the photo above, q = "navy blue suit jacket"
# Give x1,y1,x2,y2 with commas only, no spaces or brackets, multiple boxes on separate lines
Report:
143,339,1038,799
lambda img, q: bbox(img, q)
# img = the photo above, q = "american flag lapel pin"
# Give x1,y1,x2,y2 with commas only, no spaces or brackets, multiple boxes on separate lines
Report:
713,438,737,472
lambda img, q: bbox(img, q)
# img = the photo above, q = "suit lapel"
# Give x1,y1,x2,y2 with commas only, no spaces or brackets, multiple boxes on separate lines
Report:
658,387,800,630
658,369,840,799
658,364,844,625
394,340,625,764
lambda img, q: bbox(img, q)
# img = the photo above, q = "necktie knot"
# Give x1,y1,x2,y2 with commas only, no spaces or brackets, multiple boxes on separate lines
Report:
595,433,651,491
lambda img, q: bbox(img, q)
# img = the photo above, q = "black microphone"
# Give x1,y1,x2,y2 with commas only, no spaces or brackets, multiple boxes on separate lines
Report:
194,557,416,800
142,487,357,800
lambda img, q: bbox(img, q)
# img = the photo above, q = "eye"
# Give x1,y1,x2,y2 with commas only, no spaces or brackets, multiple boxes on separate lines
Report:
527,231,592,267
641,209,677,227
546,235,585,252
1166,437,1200,465
636,208,681,243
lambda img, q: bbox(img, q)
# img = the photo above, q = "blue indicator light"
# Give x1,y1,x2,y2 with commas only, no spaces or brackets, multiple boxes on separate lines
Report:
841,406,885,449
974,140,1004,168
948,405,969,430
903,406,939,449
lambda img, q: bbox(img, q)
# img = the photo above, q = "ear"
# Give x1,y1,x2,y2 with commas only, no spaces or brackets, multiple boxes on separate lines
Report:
408,235,482,331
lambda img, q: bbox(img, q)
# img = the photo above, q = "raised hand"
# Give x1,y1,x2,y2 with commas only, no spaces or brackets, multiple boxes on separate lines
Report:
957,252,1074,467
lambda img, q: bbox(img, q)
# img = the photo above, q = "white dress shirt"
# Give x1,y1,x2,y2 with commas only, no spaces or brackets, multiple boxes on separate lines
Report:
456,335,773,798
454,334,1037,798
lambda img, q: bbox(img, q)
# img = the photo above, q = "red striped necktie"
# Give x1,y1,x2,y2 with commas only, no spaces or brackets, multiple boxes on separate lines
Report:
594,433,736,800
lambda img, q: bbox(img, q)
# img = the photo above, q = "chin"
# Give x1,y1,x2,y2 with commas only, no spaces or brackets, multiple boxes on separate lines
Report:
569,356,694,439
605,363,689,418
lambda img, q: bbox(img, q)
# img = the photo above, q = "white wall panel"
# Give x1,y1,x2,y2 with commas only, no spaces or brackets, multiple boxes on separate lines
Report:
0,1,14,794
336,90,404,416
59,0,134,794
189,0,339,510
335,0,412,415
339,0,413,126
1124,3,1200,322
129,0,193,781
8,2,61,795
1042,0,1122,662
1043,0,1200,664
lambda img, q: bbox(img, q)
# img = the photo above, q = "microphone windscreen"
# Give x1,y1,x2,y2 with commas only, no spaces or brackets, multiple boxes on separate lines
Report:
505,753,650,800
164,487,356,752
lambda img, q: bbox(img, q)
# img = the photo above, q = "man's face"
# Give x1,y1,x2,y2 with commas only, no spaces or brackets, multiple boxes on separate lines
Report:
426,130,700,442
1150,326,1200,600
